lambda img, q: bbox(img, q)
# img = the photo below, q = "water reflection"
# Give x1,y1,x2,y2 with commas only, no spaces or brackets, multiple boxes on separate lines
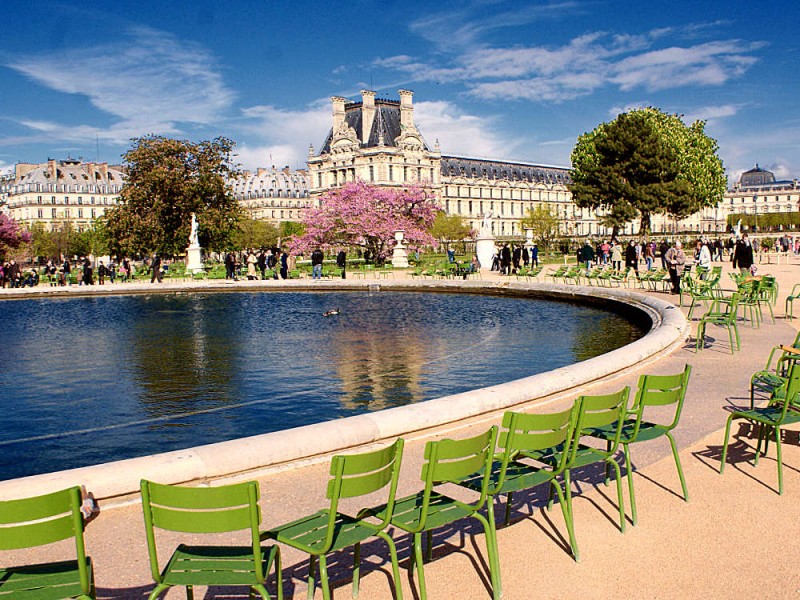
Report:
0,291,645,479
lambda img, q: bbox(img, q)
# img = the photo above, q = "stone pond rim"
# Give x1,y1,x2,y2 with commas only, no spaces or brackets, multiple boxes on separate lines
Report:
0,280,687,503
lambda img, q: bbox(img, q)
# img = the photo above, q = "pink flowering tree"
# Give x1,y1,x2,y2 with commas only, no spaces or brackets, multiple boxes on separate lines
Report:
0,213,32,259
289,182,439,260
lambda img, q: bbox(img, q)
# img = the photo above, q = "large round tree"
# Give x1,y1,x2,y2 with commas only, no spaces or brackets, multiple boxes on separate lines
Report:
289,182,439,259
105,135,242,257
569,107,726,236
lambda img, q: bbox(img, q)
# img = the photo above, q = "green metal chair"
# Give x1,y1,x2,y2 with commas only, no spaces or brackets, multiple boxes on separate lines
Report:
565,388,631,541
458,406,580,561
263,439,404,600
590,366,692,526
721,359,800,494
140,479,282,600
0,486,95,599
696,293,741,353
750,333,800,409
785,283,800,320
377,428,500,600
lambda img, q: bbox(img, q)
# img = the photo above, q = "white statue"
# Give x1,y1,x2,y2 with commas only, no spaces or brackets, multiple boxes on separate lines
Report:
732,219,743,240
480,210,494,236
189,213,199,247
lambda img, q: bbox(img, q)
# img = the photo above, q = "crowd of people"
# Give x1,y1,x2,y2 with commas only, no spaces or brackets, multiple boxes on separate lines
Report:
489,243,540,274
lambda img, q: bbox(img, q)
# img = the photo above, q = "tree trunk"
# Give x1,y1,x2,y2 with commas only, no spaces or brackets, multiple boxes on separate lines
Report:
639,212,651,236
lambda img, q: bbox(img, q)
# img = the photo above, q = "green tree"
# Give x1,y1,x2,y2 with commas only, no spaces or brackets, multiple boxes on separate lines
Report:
279,220,305,240
570,107,726,236
28,222,56,260
519,205,560,251
235,217,279,249
105,135,242,257
428,211,473,249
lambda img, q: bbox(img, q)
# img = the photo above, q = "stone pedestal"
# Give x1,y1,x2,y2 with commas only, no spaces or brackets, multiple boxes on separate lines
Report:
476,237,496,271
186,245,204,274
391,230,409,269
524,228,534,252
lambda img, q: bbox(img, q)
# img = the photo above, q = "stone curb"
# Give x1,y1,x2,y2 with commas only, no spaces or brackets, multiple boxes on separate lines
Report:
0,281,687,501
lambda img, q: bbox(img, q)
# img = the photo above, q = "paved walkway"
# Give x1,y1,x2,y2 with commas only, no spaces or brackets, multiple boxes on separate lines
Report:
4,258,800,599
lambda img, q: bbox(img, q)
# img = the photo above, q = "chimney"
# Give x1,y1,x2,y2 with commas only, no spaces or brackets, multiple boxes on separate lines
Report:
361,90,376,143
98,162,108,182
399,89,414,130
48,159,57,180
331,96,347,132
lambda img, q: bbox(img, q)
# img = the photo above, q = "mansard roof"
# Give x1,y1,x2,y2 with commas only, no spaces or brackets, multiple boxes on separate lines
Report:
318,97,430,154
739,164,776,188
229,167,310,199
440,156,571,185
16,159,125,186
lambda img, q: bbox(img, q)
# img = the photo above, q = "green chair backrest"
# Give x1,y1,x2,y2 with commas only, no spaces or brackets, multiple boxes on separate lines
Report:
571,388,630,457
630,365,692,434
324,438,404,537
0,486,92,594
140,479,263,584
415,427,498,531
499,406,577,476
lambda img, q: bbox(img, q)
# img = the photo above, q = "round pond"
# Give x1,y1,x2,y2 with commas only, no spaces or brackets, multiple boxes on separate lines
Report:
0,291,646,480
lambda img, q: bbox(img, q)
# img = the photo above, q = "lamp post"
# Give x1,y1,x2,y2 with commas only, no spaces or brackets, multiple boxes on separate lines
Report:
753,194,758,233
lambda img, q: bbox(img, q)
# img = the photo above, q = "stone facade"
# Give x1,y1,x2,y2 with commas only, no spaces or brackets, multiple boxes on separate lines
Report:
230,166,312,222
1,159,124,231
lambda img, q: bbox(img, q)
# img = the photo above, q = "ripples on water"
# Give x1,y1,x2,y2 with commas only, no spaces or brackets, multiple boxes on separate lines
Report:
0,291,645,479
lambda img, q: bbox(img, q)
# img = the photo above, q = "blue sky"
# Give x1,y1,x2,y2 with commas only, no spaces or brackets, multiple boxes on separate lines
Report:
0,0,796,184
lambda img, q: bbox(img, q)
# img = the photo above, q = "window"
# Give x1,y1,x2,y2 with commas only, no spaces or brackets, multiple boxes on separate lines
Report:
369,165,374,181
37,209,43,218
389,165,393,181
78,197,83,205
37,196,42,204
52,208,56,218
78,208,83,218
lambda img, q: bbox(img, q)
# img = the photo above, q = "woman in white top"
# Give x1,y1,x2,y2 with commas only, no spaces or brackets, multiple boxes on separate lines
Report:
696,240,712,279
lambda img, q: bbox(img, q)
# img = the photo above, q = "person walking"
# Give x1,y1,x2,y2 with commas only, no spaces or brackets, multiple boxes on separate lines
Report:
580,239,595,270
336,248,347,279
150,254,162,283
732,232,755,275
665,241,687,294
311,247,324,280
625,240,638,276
611,242,623,271
695,240,712,279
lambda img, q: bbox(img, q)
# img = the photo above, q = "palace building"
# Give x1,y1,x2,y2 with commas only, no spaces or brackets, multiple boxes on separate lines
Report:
1,159,125,231
3,92,797,241
229,166,312,222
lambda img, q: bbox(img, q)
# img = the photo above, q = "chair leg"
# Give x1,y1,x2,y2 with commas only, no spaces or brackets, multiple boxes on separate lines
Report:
377,531,404,600
623,445,637,526
425,530,433,562
608,458,626,533
318,554,331,600
720,415,736,474
473,510,502,600
553,476,579,562
504,492,513,525
307,556,316,600
776,426,784,495
412,533,427,600
352,543,361,598
666,432,689,502
186,586,194,600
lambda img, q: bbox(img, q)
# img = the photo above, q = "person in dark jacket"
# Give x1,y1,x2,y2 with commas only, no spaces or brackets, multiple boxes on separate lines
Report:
500,244,512,275
150,254,162,283
625,240,638,275
579,240,595,269
732,233,755,275
311,248,324,280
336,249,347,279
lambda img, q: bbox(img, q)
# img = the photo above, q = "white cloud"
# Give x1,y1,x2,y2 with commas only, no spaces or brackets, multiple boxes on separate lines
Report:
414,100,524,159
236,102,331,170
377,19,764,104
6,26,234,143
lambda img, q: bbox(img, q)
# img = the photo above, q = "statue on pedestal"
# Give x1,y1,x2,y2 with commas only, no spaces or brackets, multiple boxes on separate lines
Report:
480,210,494,238
189,213,200,248
186,213,204,274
